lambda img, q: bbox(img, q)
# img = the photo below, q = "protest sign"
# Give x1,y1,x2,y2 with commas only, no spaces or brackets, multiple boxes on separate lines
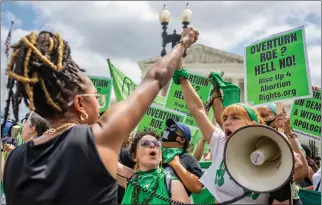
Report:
89,76,112,112
245,26,312,106
290,89,321,142
165,71,212,127
135,104,186,136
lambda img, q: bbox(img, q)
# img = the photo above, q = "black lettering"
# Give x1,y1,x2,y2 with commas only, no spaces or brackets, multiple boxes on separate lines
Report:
313,91,321,100
293,109,298,116
295,99,304,106
294,119,321,134
251,46,256,54
188,75,208,87
284,35,290,44
254,62,276,76
259,77,273,84
174,90,184,99
122,77,136,96
150,119,162,129
306,101,321,111
260,53,266,62
251,33,297,55
290,33,297,42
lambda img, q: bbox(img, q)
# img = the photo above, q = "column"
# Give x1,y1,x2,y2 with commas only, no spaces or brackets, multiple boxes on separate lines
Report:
239,79,245,103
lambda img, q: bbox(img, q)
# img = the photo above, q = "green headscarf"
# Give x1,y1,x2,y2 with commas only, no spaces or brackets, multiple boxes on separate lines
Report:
267,104,277,115
161,147,184,164
235,103,259,124
122,168,174,205
208,72,240,107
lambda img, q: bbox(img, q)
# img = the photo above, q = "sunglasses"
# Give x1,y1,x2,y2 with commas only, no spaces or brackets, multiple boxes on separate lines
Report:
138,140,161,148
21,118,28,124
68,94,106,109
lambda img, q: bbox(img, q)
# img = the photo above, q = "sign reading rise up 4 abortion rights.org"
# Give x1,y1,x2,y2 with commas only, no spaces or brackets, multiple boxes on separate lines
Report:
245,26,312,105
290,89,321,142
89,76,112,113
165,71,212,127
135,105,187,136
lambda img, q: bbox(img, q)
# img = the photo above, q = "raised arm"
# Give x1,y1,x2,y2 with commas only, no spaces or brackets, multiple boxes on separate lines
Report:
169,156,203,194
180,77,216,144
92,28,199,177
117,162,134,188
193,137,206,161
211,87,225,129
275,113,309,180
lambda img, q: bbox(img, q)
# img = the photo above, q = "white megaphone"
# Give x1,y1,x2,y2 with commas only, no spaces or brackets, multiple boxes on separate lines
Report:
224,124,294,193
11,125,22,139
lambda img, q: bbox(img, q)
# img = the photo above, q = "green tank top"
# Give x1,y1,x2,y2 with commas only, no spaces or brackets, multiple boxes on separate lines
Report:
122,168,174,205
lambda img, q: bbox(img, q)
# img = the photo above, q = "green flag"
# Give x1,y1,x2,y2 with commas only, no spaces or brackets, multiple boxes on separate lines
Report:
208,71,240,107
107,59,165,106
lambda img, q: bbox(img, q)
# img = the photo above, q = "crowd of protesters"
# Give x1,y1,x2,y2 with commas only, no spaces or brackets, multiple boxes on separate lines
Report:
0,28,320,205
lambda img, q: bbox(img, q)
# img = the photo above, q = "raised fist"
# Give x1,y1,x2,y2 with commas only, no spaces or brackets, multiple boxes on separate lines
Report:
181,27,199,48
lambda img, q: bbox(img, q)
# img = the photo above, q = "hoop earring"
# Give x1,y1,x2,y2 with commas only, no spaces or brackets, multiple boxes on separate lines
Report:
80,112,88,123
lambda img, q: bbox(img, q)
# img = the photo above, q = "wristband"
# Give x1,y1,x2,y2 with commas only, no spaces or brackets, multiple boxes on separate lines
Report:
177,40,187,58
173,68,190,85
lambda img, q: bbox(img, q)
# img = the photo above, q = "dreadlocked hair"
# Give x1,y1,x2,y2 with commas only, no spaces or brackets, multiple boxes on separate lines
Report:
2,31,86,125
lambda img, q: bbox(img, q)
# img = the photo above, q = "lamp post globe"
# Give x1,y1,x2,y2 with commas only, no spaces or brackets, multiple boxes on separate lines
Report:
181,3,192,28
159,3,192,57
159,5,171,24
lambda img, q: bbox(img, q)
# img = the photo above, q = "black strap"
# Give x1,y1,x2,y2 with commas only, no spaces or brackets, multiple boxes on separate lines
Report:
165,174,172,199
315,181,320,191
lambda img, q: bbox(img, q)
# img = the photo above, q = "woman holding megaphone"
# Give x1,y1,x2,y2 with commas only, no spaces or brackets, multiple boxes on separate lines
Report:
174,64,296,204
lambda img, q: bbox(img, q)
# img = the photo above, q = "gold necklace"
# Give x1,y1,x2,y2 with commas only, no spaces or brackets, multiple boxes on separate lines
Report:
43,123,76,135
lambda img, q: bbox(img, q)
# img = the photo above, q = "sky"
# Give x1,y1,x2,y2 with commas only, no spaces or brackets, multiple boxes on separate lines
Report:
0,1,321,120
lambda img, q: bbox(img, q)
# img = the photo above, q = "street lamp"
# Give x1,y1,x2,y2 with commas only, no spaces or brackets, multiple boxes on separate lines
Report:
159,3,192,57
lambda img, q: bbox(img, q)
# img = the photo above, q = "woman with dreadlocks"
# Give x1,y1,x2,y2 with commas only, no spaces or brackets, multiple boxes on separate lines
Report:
2,28,199,205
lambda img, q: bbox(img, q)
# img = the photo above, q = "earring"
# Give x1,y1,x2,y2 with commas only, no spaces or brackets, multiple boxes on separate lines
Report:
134,162,139,172
80,112,89,122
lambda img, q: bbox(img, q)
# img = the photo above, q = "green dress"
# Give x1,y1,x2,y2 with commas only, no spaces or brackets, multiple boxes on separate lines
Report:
122,168,174,205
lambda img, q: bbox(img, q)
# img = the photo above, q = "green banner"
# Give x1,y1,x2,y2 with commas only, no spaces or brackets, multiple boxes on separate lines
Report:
108,60,165,106
165,72,212,127
245,26,312,106
89,76,112,113
290,89,321,142
135,105,186,136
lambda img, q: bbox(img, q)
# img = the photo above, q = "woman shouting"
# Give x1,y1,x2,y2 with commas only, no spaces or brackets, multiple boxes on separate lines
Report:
2,28,198,205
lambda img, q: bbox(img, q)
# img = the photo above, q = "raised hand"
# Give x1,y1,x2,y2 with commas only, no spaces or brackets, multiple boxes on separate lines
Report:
181,27,199,48
275,113,292,135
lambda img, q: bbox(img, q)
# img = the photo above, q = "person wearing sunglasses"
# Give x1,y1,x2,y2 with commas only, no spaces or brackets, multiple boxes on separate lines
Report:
117,130,190,204
2,29,198,205
21,112,49,143
161,119,204,196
